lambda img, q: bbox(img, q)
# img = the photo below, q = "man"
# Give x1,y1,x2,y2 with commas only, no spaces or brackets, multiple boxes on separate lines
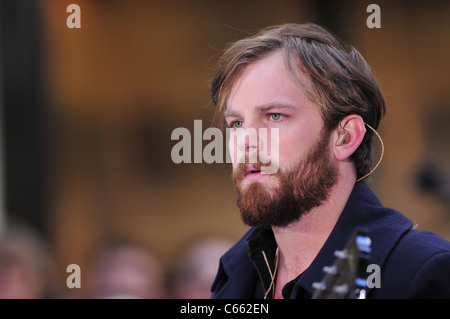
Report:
209,23,450,299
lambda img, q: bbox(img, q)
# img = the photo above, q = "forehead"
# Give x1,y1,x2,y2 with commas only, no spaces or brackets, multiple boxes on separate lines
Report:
226,51,313,114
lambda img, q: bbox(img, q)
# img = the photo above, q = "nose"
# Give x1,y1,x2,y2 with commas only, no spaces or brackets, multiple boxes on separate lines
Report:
229,126,257,165
229,126,269,165
241,118,262,150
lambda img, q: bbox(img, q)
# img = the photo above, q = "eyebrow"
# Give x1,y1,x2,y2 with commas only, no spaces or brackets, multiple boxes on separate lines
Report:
256,102,297,112
225,102,297,118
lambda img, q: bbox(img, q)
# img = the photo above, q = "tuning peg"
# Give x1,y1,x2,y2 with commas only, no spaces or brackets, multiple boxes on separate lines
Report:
322,265,337,275
356,235,372,253
312,282,327,291
334,250,348,259
355,277,368,288
333,284,349,295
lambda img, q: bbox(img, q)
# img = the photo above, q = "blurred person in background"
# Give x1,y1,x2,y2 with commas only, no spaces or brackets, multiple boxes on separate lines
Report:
170,237,232,299
84,241,166,299
0,220,57,299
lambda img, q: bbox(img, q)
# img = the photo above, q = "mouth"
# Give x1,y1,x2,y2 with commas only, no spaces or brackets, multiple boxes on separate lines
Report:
235,163,279,187
245,165,262,177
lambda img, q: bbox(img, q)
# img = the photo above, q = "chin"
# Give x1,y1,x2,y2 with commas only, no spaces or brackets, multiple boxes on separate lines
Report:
241,179,280,194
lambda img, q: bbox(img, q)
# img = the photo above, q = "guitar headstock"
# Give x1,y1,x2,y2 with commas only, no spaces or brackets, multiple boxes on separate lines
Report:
312,228,371,299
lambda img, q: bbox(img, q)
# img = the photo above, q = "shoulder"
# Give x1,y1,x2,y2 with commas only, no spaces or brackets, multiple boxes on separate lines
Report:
394,229,450,270
373,228,450,298
400,229,450,255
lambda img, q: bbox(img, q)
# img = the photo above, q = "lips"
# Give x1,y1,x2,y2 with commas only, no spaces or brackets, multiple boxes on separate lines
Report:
245,165,262,177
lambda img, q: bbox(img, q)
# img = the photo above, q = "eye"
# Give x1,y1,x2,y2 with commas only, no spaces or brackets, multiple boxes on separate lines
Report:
269,113,283,121
229,120,243,129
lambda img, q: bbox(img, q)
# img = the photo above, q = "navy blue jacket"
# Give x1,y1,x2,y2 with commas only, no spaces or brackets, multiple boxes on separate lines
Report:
211,182,450,298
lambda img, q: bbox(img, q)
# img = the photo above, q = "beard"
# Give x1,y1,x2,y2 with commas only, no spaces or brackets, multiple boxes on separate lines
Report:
232,127,338,228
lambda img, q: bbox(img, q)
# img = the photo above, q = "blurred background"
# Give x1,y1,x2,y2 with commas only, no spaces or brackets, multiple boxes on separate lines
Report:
0,0,448,298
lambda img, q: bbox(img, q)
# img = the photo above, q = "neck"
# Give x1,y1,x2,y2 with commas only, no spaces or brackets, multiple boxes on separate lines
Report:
272,169,356,297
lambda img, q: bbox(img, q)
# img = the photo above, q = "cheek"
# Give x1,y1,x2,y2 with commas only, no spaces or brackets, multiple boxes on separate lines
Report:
277,121,324,169
276,134,304,170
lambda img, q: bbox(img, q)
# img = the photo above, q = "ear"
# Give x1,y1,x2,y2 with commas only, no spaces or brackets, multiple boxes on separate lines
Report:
333,115,366,161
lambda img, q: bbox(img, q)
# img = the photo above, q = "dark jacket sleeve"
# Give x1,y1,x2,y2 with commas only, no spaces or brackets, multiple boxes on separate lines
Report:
406,251,450,299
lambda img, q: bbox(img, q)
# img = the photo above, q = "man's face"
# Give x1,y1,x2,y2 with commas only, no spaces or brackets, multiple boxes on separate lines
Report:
225,51,338,227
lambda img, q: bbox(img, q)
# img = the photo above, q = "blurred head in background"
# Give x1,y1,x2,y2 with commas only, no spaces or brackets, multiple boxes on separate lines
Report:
0,221,56,299
170,237,232,299
85,242,165,299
